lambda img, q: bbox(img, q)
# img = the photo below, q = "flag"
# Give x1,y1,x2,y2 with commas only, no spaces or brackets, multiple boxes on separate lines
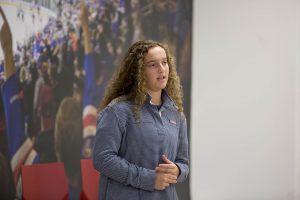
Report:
1,73,39,195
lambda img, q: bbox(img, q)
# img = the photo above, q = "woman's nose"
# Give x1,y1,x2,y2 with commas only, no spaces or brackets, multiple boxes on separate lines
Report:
158,63,165,72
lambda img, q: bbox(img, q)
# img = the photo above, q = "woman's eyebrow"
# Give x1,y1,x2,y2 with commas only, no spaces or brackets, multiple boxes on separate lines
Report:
145,60,155,64
145,58,167,64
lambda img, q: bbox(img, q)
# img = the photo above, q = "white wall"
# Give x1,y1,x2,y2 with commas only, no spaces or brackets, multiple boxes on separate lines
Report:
191,0,300,199
295,1,300,197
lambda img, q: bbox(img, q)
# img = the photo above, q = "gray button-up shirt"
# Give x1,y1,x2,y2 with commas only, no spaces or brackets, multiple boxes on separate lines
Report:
93,92,189,200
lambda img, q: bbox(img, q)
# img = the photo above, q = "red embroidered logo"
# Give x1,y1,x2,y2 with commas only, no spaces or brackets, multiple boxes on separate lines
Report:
170,120,176,125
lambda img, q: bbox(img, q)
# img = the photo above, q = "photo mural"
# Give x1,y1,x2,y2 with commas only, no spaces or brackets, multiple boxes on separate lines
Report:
0,0,192,199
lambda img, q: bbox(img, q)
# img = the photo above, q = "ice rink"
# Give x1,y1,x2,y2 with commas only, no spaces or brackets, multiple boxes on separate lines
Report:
0,0,56,60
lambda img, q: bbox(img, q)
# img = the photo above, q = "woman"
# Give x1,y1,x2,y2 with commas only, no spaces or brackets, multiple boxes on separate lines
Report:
93,40,189,200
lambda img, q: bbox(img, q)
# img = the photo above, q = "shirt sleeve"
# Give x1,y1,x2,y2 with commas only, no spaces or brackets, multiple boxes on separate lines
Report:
92,106,156,191
174,112,189,182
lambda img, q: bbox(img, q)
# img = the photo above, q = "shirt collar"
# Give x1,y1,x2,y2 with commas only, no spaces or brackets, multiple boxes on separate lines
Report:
145,90,176,109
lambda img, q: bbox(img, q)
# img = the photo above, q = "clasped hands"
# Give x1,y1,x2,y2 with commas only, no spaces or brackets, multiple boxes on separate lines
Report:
154,155,179,190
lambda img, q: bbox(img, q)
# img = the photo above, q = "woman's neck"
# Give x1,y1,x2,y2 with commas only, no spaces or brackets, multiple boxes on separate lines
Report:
147,90,162,105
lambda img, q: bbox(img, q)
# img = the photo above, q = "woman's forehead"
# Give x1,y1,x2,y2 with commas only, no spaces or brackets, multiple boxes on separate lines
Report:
144,46,167,61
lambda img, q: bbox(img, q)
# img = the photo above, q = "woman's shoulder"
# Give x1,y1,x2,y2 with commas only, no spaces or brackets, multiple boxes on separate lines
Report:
98,97,132,117
106,96,133,116
108,96,132,108
101,97,134,126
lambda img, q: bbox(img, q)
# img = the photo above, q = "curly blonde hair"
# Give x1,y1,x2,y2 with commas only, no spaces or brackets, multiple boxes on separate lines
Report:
99,40,184,118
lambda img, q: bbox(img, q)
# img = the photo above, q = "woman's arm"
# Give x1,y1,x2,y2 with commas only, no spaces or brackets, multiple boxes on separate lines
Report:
174,112,189,182
0,7,15,80
93,106,157,191
80,1,92,55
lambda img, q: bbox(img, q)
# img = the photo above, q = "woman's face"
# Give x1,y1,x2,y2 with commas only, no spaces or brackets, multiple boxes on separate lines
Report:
143,46,169,94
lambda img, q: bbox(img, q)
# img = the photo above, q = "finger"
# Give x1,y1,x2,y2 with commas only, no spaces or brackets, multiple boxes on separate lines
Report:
156,167,174,175
155,184,165,191
156,166,169,173
157,187,164,191
157,171,177,180
167,179,177,184
165,174,177,181
159,185,167,190
165,177,177,184
162,154,173,164
164,175,177,184
158,164,175,169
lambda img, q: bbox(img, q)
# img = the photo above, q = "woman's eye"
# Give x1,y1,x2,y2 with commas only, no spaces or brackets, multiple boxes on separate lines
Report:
148,63,156,68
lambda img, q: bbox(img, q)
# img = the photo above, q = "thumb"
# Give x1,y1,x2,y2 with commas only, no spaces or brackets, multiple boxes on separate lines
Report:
162,154,172,164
